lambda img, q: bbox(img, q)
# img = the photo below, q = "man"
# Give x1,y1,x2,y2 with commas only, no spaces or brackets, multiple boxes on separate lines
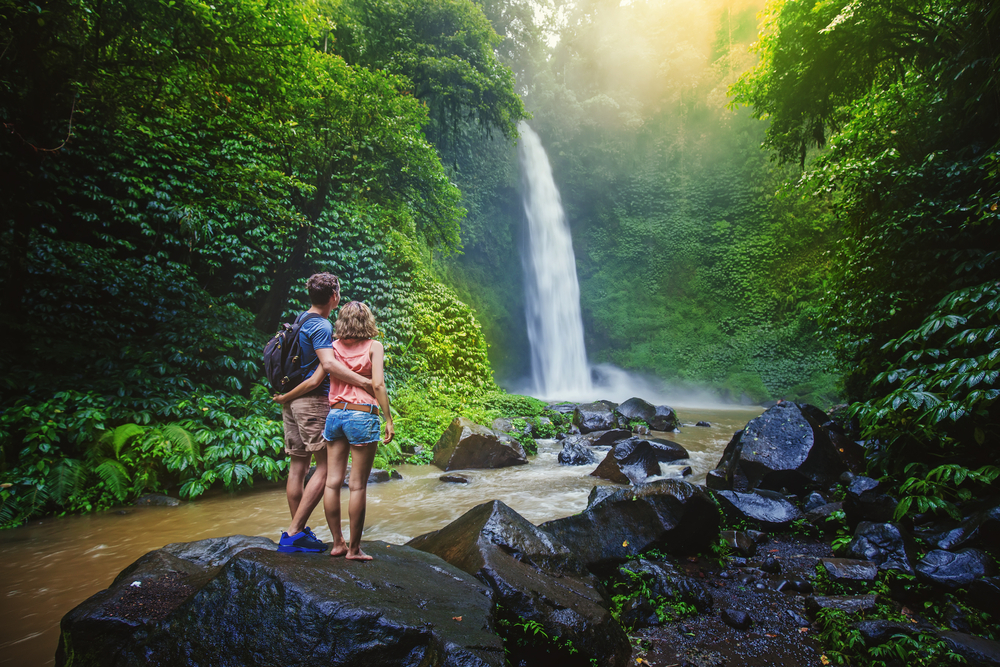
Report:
276,272,372,553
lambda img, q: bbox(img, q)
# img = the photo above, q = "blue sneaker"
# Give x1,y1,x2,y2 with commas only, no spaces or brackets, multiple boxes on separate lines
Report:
303,526,319,541
278,531,325,553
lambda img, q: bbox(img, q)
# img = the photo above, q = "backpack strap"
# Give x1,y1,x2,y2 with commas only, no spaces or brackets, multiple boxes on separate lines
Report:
295,311,324,325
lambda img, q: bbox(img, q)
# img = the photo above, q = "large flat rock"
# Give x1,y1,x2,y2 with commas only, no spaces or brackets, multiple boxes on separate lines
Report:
57,536,503,667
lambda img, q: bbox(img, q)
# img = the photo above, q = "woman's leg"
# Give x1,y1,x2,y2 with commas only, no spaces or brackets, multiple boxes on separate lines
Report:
345,441,378,560
324,438,350,556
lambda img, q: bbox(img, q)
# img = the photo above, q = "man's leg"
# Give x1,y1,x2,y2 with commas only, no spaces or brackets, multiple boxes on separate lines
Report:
282,402,309,518
286,447,327,536
279,396,329,551
286,453,308,518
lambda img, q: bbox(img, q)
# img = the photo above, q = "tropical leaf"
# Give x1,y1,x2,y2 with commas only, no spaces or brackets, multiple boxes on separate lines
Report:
161,423,200,463
94,459,132,502
47,458,88,504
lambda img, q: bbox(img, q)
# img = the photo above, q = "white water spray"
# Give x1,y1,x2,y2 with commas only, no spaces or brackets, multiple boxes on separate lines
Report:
518,121,592,399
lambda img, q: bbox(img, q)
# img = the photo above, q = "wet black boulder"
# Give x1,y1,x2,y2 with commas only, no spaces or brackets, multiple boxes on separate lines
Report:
407,500,630,667
843,476,899,528
614,397,657,428
915,548,998,591
573,402,619,433
540,480,719,573
558,439,597,465
640,437,689,463
611,398,681,432
649,405,680,432
712,489,803,530
591,438,661,485
433,417,528,471
57,535,504,667
845,522,918,574
930,500,1000,552
707,403,849,494
560,429,631,450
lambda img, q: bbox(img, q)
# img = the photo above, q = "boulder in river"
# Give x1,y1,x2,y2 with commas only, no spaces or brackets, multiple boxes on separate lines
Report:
560,429,631,449
540,480,719,573
591,438,661,485
558,439,597,466
573,402,619,433
708,403,850,494
650,405,680,432
609,399,679,432
408,500,630,667
57,535,504,667
641,437,689,462
433,417,528,471
613,397,657,429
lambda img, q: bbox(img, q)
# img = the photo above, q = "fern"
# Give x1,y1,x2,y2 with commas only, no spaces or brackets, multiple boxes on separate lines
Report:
94,460,131,501
47,458,88,504
161,423,199,462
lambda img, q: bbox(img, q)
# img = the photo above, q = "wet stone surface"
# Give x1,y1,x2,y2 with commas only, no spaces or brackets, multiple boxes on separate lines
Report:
633,534,831,667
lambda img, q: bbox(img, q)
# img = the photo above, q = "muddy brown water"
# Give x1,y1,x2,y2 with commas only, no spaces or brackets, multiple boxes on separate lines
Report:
0,406,761,666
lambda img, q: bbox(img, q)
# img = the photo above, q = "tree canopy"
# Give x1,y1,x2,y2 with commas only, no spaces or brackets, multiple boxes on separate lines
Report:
732,0,999,511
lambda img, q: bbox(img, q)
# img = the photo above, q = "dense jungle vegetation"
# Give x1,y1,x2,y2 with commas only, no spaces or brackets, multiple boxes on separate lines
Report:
2,0,997,529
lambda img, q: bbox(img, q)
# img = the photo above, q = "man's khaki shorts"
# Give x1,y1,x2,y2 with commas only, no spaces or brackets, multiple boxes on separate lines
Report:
282,395,330,457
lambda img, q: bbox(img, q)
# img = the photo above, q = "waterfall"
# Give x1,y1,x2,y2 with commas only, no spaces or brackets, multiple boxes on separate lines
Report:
518,121,592,398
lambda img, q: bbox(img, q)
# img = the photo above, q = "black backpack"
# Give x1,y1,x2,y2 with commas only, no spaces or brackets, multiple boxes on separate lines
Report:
263,312,323,394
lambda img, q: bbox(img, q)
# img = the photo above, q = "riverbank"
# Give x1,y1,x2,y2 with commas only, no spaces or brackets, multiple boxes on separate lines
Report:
0,407,762,666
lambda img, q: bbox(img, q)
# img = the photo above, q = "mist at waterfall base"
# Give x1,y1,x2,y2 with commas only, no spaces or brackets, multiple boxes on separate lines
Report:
504,362,731,409
515,121,728,409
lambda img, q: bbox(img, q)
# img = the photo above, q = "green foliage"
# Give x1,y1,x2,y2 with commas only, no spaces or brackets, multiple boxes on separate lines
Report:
732,0,999,507
606,563,698,633
0,0,527,526
445,0,842,397
814,606,967,667
507,419,538,456
0,386,287,526
894,464,1000,522
494,608,583,665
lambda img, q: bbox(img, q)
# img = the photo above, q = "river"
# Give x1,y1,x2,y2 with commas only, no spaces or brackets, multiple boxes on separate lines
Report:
0,406,761,666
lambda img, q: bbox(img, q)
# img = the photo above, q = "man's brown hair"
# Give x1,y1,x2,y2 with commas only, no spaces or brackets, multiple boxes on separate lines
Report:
306,272,340,305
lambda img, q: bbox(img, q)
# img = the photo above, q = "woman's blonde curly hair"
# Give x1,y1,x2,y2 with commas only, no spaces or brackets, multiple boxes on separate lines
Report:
335,301,380,340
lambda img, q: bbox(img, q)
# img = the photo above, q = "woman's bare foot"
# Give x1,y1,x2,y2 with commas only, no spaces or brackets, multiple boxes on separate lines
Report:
329,539,348,557
346,547,372,561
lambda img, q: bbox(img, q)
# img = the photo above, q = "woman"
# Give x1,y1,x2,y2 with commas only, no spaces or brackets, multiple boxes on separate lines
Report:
274,301,394,560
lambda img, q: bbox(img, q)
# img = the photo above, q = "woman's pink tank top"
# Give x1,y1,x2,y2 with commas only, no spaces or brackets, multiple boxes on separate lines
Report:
328,339,377,406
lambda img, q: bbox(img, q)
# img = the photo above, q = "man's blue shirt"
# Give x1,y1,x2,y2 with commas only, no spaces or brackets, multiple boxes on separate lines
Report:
298,313,333,396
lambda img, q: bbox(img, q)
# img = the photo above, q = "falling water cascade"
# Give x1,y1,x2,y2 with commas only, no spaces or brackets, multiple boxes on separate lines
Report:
518,121,592,399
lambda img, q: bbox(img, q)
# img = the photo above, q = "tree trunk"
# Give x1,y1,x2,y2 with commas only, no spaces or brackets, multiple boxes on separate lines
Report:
253,226,312,333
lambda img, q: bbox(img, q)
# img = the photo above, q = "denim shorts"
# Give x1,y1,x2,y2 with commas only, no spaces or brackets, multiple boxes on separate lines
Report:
323,407,381,446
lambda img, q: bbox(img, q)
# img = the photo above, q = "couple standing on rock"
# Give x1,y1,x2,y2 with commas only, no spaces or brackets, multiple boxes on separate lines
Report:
271,272,394,561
